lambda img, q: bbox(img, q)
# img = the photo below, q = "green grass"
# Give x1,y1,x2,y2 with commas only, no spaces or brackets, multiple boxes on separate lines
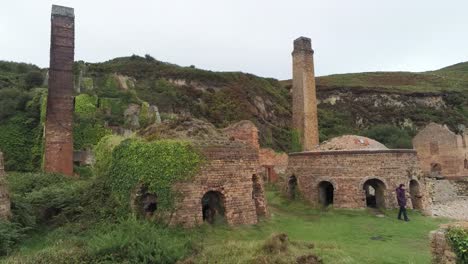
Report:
194,188,449,263
0,184,451,264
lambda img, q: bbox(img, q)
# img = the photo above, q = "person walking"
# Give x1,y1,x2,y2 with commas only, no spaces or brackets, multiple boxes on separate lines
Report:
396,184,409,221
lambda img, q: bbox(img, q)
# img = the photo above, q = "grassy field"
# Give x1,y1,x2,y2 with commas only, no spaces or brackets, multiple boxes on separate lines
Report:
2,186,450,264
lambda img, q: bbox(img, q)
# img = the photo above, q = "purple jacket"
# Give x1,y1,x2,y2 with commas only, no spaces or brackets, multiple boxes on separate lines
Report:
396,187,406,207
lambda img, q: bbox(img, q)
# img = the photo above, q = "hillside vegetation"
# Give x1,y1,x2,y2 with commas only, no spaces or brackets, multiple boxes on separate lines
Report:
1,57,468,172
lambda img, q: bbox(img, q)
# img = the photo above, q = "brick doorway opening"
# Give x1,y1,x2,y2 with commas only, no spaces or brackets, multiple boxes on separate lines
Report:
318,181,334,207
202,191,225,224
363,179,386,209
133,185,157,218
409,180,423,210
288,175,298,199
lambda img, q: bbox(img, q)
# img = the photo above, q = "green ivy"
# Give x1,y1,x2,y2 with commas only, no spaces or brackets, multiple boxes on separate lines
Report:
447,227,468,264
139,102,150,128
73,118,111,150
75,94,98,118
93,135,125,178
290,129,302,152
107,139,203,211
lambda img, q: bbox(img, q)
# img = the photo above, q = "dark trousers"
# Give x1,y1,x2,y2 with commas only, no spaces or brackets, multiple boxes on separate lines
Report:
398,206,408,220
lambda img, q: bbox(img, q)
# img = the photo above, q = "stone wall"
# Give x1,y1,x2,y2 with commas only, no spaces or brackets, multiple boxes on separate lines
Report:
170,141,266,227
413,123,468,178
44,5,75,176
429,222,467,264
0,151,11,219
287,149,431,211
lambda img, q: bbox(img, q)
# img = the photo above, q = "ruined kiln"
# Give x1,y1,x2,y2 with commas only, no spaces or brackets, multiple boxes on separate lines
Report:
137,119,268,227
285,37,431,211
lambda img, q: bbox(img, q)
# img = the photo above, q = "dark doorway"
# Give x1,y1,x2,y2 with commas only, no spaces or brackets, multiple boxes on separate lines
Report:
431,163,443,178
202,191,225,224
363,179,386,209
409,180,423,210
318,181,334,207
288,175,298,199
133,185,157,217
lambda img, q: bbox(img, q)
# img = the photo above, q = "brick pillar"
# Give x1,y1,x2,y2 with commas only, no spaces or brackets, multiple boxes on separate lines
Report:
292,37,319,151
44,5,75,176
0,151,11,219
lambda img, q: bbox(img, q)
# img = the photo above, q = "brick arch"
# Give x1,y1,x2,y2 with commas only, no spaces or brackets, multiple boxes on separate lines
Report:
358,176,389,191
315,177,338,191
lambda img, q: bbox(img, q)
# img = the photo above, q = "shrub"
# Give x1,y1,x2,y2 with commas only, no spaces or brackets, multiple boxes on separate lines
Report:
447,227,468,264
74,94,98,118
87,217,194,263
24,71,44,89
73,118,111,150
0,220,27,256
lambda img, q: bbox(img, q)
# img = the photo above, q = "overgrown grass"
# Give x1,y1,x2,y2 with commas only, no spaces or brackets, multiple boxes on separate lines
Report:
1,174,451,264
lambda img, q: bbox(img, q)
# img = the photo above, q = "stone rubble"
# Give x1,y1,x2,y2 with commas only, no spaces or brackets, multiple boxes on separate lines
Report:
432,197,468,221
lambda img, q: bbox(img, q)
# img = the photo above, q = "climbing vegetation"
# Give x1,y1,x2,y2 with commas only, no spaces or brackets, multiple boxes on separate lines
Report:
104,138,203,211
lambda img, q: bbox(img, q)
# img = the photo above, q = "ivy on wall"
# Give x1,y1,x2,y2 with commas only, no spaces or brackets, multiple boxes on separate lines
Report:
93,135,124,178
104,138,203,211
75,94,98,119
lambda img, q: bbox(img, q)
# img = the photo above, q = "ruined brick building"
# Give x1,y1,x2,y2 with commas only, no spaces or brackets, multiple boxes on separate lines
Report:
0,151,11,219
137,119,269,227
286,37,431,211
413,123,468,179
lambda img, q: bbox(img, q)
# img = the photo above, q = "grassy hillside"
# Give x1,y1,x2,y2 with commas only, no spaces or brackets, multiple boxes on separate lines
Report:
1,58,468,172
314,61,468,93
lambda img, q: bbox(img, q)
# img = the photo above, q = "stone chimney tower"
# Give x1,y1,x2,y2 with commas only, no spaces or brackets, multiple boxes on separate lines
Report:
0,151,11,219
44,5,75,176
292,37,319,151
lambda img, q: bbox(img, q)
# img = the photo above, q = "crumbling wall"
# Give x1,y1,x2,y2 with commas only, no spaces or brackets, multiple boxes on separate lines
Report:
287,150,431,211
223,120,260,150
259,148,288,182
0,151,11,219
430,222,467,264
413,123,468,178
171,141,262,227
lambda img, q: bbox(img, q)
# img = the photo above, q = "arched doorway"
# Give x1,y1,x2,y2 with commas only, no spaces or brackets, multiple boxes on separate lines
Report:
288,175,298,199
409,180,423,210
318,181,334,207
201,191,225,224
363,179,386,209
133,185,158,218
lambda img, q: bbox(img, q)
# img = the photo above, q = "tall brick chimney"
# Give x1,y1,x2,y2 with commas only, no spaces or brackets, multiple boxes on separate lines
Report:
292,37,319,151
44,5,75,176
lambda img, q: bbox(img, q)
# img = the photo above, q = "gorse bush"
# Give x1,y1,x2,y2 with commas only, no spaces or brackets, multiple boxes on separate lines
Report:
107,139,203,211
0,220,27,256
361,124,414,149
87,217,194,263
447,227,468,264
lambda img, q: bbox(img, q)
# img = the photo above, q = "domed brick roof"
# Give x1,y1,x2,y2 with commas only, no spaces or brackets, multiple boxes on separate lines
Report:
315,135,388,151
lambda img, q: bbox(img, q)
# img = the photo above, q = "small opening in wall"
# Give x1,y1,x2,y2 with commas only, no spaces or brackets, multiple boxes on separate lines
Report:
288,175,298,199
430,163,442,178
134,185,158,217
202,191,225,224
318,181,334,207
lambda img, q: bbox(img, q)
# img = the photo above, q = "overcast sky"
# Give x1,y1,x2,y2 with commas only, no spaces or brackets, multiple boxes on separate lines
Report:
1,0,467,80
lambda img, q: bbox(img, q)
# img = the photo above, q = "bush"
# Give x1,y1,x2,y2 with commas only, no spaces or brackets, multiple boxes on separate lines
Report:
24,71,44,89
93,135,124,178
447,227,468,264
87,217,194,263
0,220,27,256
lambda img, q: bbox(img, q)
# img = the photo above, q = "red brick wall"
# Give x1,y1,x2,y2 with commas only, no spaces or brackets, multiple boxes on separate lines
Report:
0,151,11,219
170,141,266,227
44,6,75,176
287,150,431,211
259,148,288,182
223,120,260,150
